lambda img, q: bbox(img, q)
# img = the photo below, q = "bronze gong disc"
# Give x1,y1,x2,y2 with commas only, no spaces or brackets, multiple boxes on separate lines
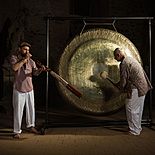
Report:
58,28,142,115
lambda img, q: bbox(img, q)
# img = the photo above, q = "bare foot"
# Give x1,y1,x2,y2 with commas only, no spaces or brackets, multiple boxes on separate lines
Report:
13,133,20,139
29,127,41,134
124,132,134,135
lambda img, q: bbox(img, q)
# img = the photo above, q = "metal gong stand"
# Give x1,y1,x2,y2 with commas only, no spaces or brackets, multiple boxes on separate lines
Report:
40,17,153,134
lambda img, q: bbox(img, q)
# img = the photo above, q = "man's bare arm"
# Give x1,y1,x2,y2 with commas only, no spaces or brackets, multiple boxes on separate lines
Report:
33,65,46,76
12,53,32,71
12,59,27,71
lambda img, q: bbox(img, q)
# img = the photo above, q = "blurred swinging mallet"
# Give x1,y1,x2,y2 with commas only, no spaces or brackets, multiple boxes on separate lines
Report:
100,71,120,90
36,60,83,98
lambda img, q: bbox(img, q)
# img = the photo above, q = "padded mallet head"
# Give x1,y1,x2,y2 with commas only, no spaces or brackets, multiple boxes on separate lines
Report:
100,71,108,79
92,63,108,79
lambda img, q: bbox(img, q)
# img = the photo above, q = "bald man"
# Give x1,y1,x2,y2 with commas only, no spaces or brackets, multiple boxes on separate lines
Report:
113,48,152,135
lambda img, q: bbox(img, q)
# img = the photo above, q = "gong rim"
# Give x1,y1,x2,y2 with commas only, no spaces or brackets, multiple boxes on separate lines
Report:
57,28,142,115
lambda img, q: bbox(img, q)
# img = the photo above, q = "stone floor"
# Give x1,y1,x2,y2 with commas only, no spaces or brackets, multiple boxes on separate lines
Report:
0,104,155,155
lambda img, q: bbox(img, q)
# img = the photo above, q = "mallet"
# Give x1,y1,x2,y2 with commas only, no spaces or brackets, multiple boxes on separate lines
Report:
100,71,120,90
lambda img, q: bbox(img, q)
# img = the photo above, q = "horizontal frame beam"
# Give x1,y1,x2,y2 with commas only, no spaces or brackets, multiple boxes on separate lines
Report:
44,16,154,20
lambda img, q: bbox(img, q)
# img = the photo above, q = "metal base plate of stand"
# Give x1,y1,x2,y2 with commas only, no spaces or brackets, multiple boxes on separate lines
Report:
40,119,153,135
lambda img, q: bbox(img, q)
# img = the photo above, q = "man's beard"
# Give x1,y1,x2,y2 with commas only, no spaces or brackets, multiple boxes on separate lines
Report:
21,53,27,58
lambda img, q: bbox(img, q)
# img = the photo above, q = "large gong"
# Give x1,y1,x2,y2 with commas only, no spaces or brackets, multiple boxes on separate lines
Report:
58,28,142,115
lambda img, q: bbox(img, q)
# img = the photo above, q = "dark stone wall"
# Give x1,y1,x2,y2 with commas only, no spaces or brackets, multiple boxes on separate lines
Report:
0,0,154,111
0,0,70,108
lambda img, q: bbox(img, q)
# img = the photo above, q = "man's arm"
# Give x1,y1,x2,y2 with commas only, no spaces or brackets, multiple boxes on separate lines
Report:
120,63,128,93
33,65,46,76
12,59,27,71
12,53,32,71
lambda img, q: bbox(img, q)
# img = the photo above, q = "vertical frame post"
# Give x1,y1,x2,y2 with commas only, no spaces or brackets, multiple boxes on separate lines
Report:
149,19,152,124
46,18,50,126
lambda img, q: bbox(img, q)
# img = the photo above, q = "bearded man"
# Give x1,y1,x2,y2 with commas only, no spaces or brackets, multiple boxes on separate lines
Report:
10,42,46,138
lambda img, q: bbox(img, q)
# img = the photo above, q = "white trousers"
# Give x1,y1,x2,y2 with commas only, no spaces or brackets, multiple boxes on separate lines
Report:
13,88,35,134
126,89,145,135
